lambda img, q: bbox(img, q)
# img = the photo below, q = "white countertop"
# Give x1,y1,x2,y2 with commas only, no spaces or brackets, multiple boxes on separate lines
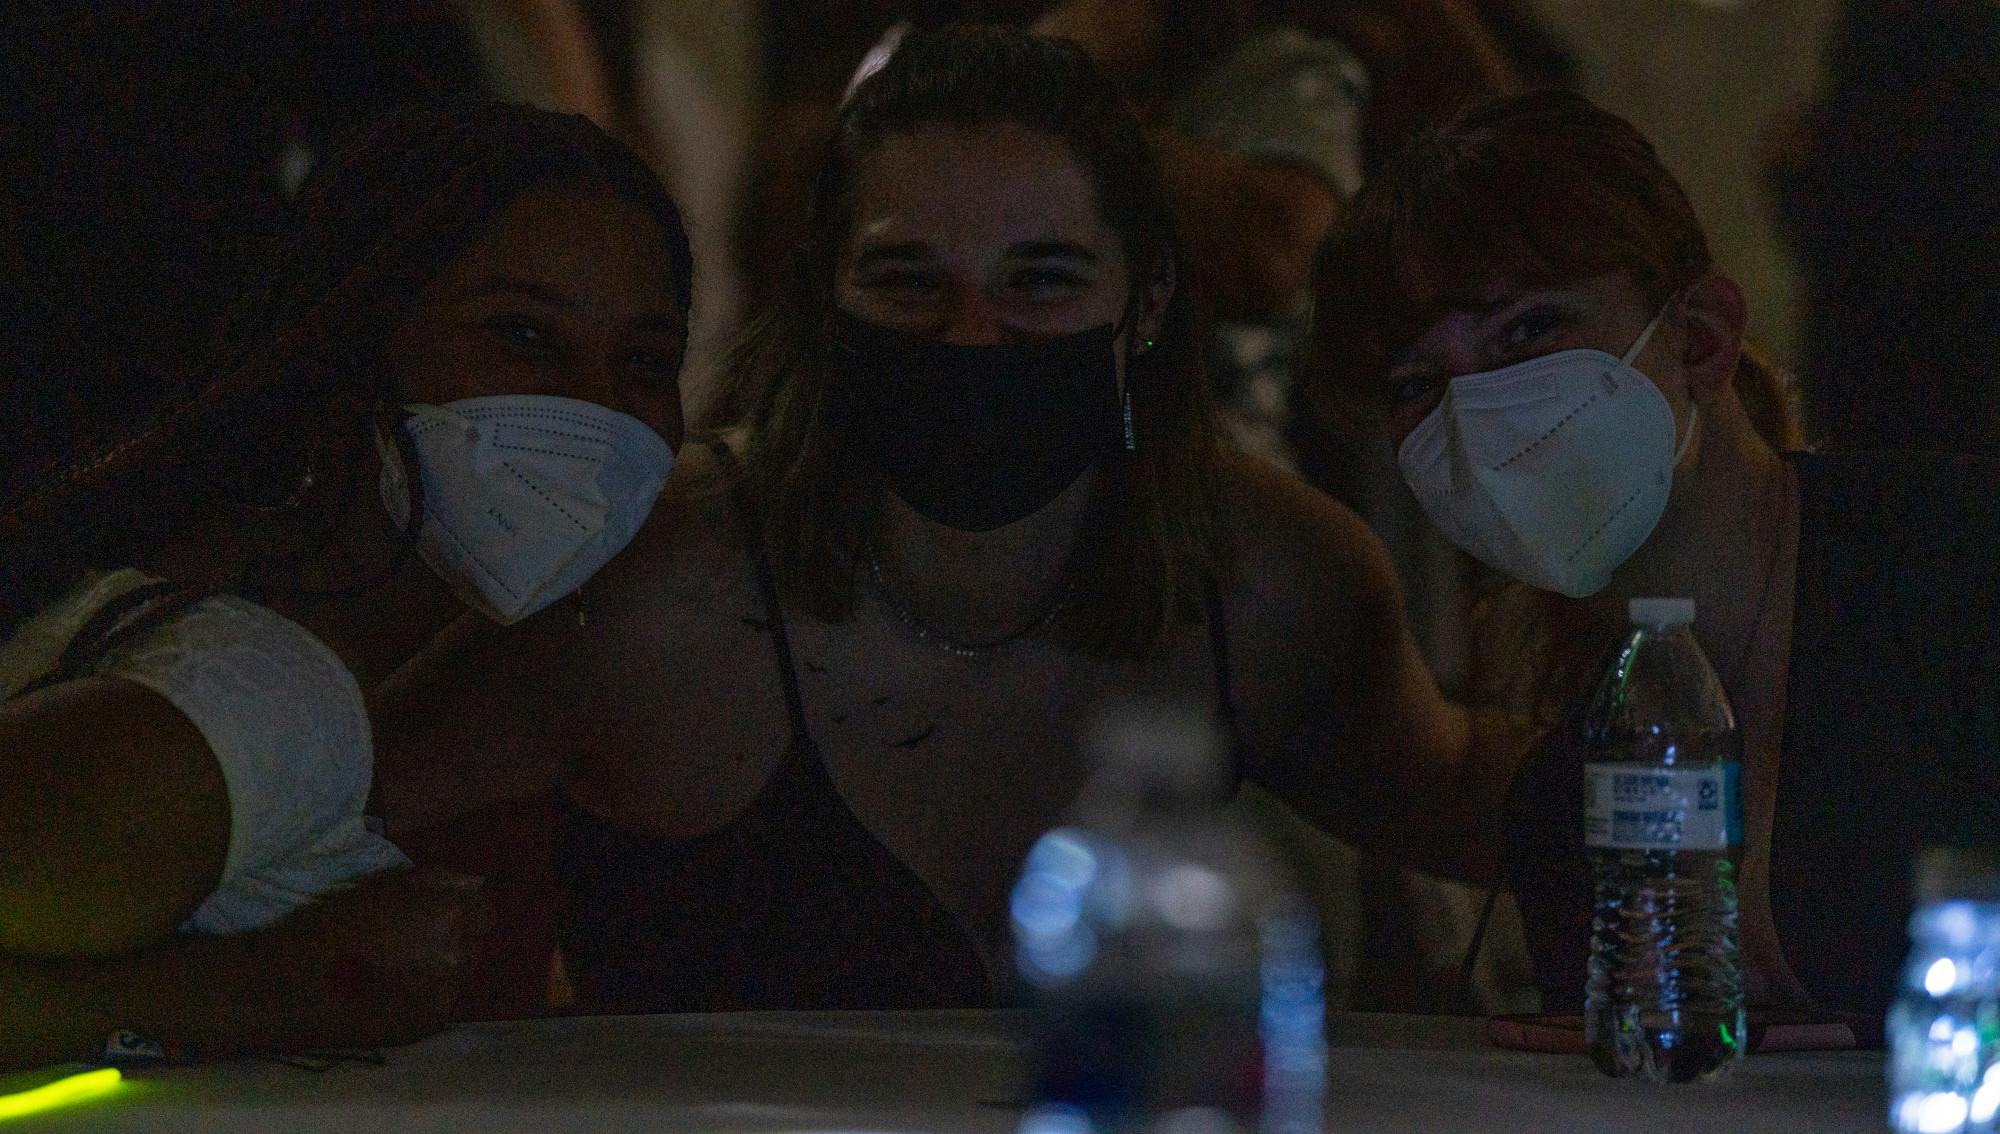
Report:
3,1011,1885,1133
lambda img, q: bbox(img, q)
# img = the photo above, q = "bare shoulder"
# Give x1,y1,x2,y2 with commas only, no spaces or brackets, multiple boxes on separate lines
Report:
501,433,758,647
1214,448,1403,619
374,432,781,833
386,435,752,700
597,433,746,593
1203,453,1484,871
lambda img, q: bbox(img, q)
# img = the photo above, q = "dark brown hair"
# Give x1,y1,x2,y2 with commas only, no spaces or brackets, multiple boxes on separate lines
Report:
1312,91,1716,405
1,101,690,634
711,24,1226,659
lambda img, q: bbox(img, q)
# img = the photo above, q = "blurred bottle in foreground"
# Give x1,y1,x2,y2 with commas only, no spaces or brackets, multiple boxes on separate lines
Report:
1584,598,1745,1083
1889,849,2000,1134
1011,701,1325,1134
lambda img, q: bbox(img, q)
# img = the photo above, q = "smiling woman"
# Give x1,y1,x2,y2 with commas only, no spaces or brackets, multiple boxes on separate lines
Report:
729,27,1212,657
824,119,1165,540
0,101,692,1068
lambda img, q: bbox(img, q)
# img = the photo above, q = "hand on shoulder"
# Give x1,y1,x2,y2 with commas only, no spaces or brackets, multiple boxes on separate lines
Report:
1215,448,1406,628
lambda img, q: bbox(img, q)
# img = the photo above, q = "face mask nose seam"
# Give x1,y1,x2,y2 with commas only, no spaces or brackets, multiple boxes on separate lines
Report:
501,461,594,532
431,513,528,601
493,425,617,447
1562,481,1647,565
1489,391,1602,472
457,404,612,430
492,442,604,462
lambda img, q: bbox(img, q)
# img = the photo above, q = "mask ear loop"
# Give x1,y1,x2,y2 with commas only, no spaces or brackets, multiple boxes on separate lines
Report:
285,407,425,600
1623,300,1700,469
1672,402,1701,468
1619,308,1665,368
386,408,426,554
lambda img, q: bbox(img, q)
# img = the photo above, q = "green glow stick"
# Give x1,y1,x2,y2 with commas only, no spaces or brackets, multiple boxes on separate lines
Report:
0,1068,124,1121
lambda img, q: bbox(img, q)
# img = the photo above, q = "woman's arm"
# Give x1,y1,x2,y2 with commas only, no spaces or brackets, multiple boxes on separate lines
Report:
0,676,229,959
0,868,491,1072
1225,457,1538,881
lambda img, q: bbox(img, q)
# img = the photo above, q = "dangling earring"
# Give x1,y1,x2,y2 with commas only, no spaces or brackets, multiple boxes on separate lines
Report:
235,442,322,516
1124,335,1154,451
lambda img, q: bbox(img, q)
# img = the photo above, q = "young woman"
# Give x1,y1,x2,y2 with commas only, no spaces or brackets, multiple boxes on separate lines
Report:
0,101,692,1067
377,25,1533,1014
1312,90,2000,1021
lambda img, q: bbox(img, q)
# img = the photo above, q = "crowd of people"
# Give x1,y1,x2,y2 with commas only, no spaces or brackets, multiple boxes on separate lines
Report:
2,9,1995,1069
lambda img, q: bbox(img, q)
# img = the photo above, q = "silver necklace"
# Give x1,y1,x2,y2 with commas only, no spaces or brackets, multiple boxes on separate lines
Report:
862,549,1074,659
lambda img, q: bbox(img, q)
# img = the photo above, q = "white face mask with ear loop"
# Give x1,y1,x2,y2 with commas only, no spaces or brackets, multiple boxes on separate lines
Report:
377,395,674,624
1396,307,1700,598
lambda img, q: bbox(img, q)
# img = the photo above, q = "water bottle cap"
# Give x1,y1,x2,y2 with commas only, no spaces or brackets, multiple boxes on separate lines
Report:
1629,597,1696,626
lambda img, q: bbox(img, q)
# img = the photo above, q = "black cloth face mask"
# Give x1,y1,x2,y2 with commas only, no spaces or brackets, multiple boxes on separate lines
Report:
829,311,1131,532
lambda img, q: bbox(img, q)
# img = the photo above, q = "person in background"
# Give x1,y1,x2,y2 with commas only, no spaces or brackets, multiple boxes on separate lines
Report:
1031,0,1372,469
1313,90,2000,1025
1766,0,2000,456
0,101,691,1069
375,25,1539,1016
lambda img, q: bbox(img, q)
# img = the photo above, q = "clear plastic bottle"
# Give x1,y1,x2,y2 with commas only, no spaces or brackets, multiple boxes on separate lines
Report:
1011,702,1325,1134
1888,849,2000,1134
1583,597,1745,1082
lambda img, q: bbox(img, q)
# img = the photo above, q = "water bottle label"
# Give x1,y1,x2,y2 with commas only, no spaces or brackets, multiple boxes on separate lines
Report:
1584,764,1740,850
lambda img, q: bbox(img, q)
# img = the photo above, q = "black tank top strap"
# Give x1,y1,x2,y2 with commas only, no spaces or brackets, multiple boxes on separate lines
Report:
703,437,810,739
556,438,993,1012
1202,577,1246,787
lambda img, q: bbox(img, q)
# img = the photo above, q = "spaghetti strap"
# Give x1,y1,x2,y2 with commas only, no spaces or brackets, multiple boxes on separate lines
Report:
704,437,811,738
554,436,996,1014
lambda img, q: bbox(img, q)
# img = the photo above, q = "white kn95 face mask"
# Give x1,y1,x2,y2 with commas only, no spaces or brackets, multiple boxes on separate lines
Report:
1396,311,1697,598
379,395,674,624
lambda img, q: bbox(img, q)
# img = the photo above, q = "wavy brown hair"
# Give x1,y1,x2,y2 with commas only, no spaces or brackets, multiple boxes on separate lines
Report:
711,25,1228,660
1307,90,1804,719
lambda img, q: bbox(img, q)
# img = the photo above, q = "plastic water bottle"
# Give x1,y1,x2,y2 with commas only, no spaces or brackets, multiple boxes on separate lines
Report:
1583,597,1745,1082
1011,702,1325,1134
1888,849,2000,1134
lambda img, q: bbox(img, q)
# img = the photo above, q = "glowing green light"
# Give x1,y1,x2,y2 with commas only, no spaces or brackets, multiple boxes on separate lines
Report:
0,1068,124,1121
1718,1022,1737,1050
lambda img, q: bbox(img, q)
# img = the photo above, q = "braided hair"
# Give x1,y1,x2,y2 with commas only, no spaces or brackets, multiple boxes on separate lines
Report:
0,100,691,635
